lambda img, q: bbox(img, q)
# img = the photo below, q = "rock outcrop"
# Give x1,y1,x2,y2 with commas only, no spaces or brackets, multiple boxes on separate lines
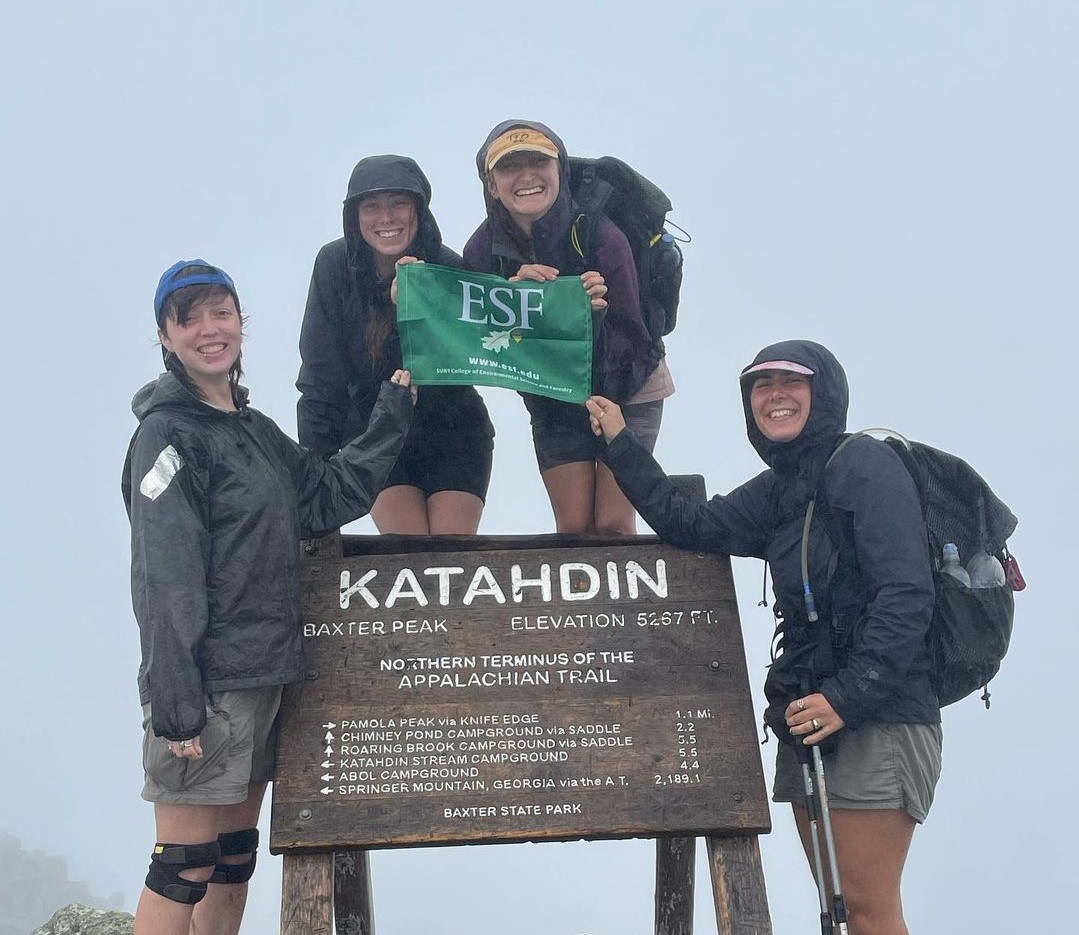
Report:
29,904,134,935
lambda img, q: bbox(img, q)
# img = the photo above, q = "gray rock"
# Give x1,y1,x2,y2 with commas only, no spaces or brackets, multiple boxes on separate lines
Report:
28,904,134,935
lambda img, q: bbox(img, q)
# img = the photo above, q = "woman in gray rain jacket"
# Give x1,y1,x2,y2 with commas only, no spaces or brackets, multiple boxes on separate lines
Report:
123,259,413,935
298,154,494,535
587,339,939,935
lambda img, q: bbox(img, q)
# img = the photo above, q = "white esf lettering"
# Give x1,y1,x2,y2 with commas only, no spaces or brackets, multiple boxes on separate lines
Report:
458,281,543,330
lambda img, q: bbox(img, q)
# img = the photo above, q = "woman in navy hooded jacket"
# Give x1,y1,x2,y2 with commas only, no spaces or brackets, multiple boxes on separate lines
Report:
464,120,674,535
587,340,940,935
298,154,495,534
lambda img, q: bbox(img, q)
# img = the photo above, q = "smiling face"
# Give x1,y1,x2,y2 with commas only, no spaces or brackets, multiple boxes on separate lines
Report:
357,191,419,274
486,152,560,234
159,292,242,401
750,370,813,443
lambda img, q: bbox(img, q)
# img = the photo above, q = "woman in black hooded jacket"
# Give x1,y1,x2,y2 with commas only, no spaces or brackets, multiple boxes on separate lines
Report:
298,154,495,534
125,260,413,935
587,339,940,935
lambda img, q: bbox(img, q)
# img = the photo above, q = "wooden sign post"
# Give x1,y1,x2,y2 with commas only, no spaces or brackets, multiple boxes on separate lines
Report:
273,531,773,934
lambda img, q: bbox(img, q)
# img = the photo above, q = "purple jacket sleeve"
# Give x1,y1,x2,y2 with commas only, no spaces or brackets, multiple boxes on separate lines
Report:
591,218,654,402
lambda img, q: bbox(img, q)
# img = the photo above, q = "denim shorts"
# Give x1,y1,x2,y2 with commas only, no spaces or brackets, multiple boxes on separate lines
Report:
772,722,943,823
527,397,664,471
141,686,283,805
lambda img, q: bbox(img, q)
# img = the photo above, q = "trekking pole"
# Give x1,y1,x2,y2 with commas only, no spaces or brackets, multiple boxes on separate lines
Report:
811,741,849,934
793,738,833,935
797,677,849,934
811,741,850,931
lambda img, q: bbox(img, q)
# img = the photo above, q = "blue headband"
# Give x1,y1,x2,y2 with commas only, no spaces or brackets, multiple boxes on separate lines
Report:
154,259,237,324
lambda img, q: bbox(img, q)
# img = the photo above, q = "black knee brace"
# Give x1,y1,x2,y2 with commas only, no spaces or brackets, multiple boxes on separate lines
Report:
210,827,259,884
145,840,221,905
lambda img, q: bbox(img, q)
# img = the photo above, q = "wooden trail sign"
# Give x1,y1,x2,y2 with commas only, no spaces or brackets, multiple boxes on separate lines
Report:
271,535,770,853
275,529,774,935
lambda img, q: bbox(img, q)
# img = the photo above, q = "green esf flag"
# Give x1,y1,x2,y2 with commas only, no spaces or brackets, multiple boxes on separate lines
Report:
396,263,593,404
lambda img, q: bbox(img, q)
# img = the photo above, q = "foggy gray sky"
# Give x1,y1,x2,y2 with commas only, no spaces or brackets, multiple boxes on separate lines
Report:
1,2,1075,932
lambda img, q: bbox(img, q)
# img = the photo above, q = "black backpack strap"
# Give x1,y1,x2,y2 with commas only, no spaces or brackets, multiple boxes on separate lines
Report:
569,159,616,217
569,162,614,264
800,429,915,623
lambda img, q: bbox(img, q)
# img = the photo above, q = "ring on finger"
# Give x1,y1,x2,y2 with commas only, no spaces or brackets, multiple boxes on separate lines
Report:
811,718,821,731
796,699,806,711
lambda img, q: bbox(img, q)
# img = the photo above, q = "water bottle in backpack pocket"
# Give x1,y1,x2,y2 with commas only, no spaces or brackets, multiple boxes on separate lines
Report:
940,543,971,587
930,569,1014,707
967,549,1006,587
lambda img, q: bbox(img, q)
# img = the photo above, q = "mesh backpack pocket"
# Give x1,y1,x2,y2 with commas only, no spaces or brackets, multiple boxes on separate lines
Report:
930,572,1015,707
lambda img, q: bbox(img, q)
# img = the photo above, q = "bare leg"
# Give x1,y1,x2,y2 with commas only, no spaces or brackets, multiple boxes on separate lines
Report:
792,805,916,935
426,490,485,535
539,461,597,533
133,805,220,935
189,782,268,935
593,460,637,535
370,485,430,534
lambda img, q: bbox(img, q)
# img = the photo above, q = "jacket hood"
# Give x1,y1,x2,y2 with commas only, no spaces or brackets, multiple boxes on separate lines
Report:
740,339,848,472
132,371,250,422
342,155,444,282
474,119,574,261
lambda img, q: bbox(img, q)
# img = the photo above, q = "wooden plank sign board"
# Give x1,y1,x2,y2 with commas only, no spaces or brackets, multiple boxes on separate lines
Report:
271,539,770,852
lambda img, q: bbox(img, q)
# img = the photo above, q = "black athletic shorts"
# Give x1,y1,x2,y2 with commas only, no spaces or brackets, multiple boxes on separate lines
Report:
352,385,494,501
524,395,663,472
385,424,493,500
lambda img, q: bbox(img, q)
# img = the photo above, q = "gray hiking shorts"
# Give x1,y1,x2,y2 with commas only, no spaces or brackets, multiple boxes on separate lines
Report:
141,686,283,805
772,721,943,823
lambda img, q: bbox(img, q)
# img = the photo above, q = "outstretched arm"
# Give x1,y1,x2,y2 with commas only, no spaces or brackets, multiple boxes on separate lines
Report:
283,374,415,536
587,395,770,557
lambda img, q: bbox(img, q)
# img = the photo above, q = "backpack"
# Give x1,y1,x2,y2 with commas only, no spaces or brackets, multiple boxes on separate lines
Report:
567,155,685,344
802,429,1023,709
